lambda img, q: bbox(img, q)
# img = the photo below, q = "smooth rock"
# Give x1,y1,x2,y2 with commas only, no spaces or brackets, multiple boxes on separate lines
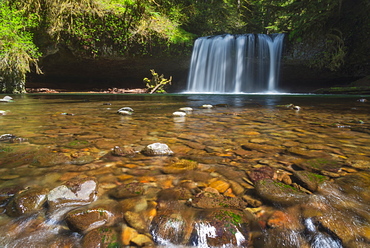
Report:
47,178,98,211
6,187,49,217
141,143,174,156
121,224,139,245
124,211,148,233
108,182,146,199
65,200,119,233
173,111,186,117
255,178,309,206
82,226,120,248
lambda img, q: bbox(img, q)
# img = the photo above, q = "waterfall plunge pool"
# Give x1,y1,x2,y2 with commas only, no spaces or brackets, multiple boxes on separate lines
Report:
0,93,370,247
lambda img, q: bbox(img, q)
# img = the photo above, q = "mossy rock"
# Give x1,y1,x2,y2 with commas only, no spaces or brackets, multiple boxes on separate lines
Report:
293,170,328,192
295,158,342,173
65,140,91,149
255,178,309,206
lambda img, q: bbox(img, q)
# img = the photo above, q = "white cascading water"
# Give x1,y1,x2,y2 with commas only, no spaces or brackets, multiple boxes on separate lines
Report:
186,33,284,93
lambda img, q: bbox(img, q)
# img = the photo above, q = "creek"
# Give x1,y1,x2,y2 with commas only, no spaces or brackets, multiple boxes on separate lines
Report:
0,93,369,247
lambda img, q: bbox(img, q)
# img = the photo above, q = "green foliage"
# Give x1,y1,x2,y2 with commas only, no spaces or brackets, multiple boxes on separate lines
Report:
0,0,41,93
1,0,366,90
143,69,172,94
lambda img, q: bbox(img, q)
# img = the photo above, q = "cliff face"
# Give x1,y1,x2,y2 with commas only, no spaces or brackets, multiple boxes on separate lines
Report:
27,44,191,92
27,34,367,93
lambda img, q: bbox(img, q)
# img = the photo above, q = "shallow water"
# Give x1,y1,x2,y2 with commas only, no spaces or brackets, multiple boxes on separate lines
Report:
0,93,370,247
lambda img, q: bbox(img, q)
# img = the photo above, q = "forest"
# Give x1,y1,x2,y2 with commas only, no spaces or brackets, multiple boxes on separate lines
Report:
0,0,369,93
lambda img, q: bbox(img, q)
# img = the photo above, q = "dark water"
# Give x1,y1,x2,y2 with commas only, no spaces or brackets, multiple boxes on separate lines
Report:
0,93,369,247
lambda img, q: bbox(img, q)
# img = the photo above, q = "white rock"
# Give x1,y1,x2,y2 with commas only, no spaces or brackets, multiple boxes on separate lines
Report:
142,143,174,156
179,107,193,112
202,104,213,109
293,106,301,111
118,110,133,115
0,96,13,102
173,111,186,117
117,107,134,115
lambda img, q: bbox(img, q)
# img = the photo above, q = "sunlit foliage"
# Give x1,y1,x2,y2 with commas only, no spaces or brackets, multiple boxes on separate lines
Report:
0,0,41,93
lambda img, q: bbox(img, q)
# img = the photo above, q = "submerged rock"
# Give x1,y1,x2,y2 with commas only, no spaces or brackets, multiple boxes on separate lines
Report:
108,182,146,199
189,190,247,210
295,158,343,174
189,209,252,247
82,226,120,248
293,170,328,192
65,200,119,233
6,187,49,217
254,178,309,206
141,142,174,156
111,145,137,157
47,178,98,211
0,134,16,141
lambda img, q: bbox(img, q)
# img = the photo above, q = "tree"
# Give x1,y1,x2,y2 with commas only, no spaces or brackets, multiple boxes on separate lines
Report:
0,0,41,93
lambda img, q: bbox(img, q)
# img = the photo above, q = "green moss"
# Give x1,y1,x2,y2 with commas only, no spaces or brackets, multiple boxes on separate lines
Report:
65,140,90,148
216,210,243,226
273,181,299,192
307,172,327,183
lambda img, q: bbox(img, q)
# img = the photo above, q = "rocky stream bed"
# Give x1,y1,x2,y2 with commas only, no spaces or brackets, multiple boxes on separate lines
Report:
0,94,370,247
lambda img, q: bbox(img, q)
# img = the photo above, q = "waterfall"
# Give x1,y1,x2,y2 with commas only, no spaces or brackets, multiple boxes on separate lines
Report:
186,33,284,93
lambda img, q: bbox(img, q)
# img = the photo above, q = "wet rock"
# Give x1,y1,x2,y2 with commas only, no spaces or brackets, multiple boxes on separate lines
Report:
214,166,247,184
111,145,137,157
334,171,370,203
241,143,285,153
141,142,174,156
108,182,146,199
347,159,370,170
71,154,95,165
131,234,154,246
0,134,16,141
151,202,196,246
118,196,148,213
248,166,274,183
303,217,344,248
173,111,186,117
228,180,245,196
65,140,91,149
267,209,303,230
33,152,70,167
208,179,230,193
263,228,310,248
293,170,328,192
47,178,98,211
121,224,139,245
82,226,120,248
182,171,213,183
65,200,119,233
287,147,332,159
189,191,247,210
189,209,252,247
294,158,343,174
117,107,134,115
158,187,192,201
124,211,148,233
161,159,198,174
0,96,13,102
0,185,22,207
254,178,309,206
6,187,49,217
179,107,193,112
